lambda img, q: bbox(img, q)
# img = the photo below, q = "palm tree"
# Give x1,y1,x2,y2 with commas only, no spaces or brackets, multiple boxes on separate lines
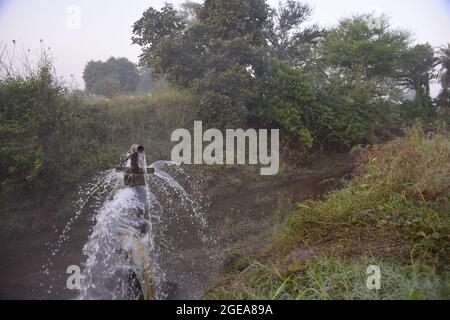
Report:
436,44,450,107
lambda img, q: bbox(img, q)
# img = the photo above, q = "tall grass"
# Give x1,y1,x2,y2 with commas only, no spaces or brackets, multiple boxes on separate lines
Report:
206,124,450,299
85,87,198,163
206,256,450,300
276,124,450,266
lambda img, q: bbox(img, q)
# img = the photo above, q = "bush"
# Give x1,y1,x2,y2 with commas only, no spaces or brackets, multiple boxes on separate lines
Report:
255,62,393,151
0,66,62,193
195,65,257,129
256,62,315,148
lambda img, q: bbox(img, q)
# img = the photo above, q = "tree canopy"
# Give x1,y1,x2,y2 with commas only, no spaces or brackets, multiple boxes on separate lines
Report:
436,44,450,108
83,57,140,97
132,0,450,147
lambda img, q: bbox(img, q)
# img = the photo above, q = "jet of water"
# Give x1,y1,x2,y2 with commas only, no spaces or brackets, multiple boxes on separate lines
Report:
71,160,213,300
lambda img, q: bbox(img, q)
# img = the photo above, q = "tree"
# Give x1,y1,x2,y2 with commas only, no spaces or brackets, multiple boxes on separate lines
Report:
91,75,122,98
436,44,450,108
83,57,140,97
398,44,436,118
133,0,272,127
400,44,435,98
132,3,186,74
135,67,153,94
322,14,410,80
316,14,411,144
257,61,315,147
264,1,324,66
192,0,272,127
179,0,202,24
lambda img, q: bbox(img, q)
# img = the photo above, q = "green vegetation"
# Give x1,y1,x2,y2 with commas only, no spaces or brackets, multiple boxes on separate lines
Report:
132,1,450,149
83,57,152,97
277,125,450,263
2,0,448,204
0,67,195,195
0,61,197,233
1,0,449,299
207,257,450,300
205,126,450,299
436,44,450,109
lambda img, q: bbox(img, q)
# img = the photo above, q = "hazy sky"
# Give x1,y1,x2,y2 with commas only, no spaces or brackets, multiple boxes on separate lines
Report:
1,0,450,92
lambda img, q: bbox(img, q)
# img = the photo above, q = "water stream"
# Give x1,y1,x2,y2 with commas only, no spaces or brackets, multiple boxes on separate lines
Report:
45,153,213,300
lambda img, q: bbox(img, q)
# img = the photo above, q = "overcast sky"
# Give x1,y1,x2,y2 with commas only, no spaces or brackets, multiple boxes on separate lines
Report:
1,0,450,93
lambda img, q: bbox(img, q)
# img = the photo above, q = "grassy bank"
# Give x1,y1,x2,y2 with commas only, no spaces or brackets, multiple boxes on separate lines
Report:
205,125,450,299
207,257,449,300
0,68,198,234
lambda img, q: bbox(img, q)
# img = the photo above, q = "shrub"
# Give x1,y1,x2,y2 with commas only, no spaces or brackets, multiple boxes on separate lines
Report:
256,62,315,148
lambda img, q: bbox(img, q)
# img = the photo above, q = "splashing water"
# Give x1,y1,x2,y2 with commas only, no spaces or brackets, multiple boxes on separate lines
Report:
79,186,154,299
46,154,214,300
42,170,122,294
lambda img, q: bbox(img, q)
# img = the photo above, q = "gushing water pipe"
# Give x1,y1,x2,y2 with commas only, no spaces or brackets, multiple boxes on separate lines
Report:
130,144,144,172
116,144,155,187
113,144,155,299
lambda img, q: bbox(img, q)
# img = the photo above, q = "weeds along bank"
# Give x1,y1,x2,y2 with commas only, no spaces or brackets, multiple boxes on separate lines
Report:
206,126,450,299
0,69,197,234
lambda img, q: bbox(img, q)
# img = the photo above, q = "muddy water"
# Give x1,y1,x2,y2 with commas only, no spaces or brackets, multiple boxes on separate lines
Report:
0,158,353,300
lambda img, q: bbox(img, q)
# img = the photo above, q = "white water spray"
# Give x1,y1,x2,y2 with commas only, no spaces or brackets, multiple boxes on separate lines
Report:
44,149,213,299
